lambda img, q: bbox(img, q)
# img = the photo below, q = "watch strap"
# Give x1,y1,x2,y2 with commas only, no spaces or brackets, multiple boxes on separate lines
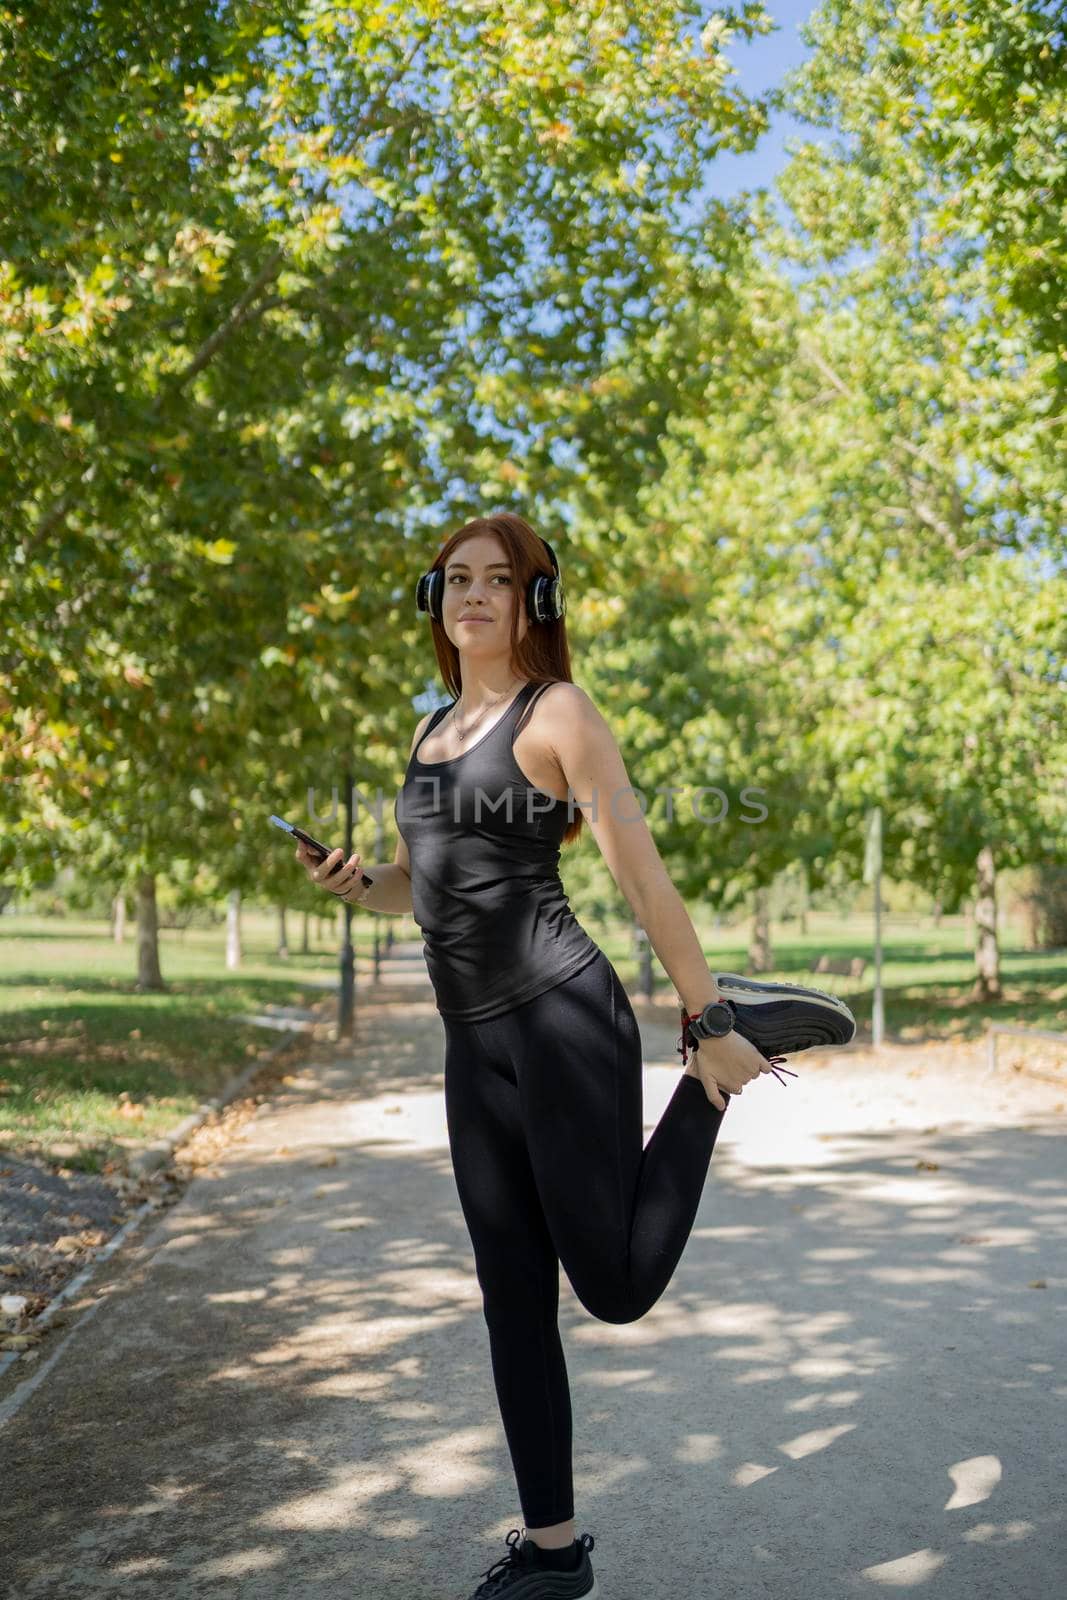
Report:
678,1009,705,1065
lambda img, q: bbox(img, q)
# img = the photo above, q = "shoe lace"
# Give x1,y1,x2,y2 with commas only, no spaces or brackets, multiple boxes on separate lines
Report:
473,1528,525,1595
767,1055,798,1087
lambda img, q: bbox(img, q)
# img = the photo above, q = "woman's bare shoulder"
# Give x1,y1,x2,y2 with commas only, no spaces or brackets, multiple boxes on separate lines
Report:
526,682,599,753
534,681,598,724
534,680,590,711
408,709,435,755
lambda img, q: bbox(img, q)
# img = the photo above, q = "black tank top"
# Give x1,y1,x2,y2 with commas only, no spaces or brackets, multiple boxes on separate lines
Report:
394,679,601,1021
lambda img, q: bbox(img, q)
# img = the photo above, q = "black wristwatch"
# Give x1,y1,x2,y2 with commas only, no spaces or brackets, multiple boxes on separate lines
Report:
688,999,736,1041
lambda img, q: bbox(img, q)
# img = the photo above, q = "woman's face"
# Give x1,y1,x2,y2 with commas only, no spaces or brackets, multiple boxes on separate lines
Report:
441,534,528,655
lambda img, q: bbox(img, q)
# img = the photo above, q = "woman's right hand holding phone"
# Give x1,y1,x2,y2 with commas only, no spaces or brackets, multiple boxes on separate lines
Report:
295,841,365,900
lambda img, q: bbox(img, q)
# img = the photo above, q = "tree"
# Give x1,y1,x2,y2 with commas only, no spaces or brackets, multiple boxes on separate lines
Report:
774,0,1067,403
548,0,1067,998
2,0,779,977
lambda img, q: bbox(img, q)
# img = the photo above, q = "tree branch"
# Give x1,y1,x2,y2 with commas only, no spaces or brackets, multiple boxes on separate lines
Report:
173,244,289,393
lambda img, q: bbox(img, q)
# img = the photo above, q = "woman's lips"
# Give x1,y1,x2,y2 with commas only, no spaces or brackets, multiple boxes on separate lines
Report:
459,617,491,623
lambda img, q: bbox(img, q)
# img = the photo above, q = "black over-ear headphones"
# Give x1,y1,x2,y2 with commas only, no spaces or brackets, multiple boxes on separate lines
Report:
415,536,565,626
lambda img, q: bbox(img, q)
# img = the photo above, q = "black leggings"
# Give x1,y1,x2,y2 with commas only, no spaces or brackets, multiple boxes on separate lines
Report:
442,946,730,1529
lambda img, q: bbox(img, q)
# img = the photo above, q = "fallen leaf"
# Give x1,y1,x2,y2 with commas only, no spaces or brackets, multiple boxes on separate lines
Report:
52,1229,106,1254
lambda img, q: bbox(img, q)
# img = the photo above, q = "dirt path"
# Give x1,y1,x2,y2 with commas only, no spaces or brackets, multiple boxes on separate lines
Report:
1,949,1063,1598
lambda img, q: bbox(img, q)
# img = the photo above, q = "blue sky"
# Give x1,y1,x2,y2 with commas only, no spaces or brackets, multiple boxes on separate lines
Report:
701,0,826,203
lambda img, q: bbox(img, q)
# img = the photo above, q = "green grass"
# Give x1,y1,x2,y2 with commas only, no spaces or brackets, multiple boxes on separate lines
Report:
0,910,397,1172
1,909,1064,1173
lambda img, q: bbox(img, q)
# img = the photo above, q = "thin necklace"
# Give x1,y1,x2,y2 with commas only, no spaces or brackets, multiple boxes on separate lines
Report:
451,674,524,743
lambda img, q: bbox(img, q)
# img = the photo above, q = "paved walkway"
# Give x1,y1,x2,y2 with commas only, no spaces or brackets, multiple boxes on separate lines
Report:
1,942,1064,1597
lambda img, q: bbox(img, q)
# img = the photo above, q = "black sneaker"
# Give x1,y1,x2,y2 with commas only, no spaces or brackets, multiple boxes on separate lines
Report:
467,1528,598,1597
713,972,857,1060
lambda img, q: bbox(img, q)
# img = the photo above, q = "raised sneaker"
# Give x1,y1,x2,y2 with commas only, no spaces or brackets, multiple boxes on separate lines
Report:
712,972,857,1061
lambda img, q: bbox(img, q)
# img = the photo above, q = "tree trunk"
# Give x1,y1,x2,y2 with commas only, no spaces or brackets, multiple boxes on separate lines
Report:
632,915,653,1001
1017,864,1067,949
226,890,241,971
1040,867,1067,946
748,886,772,972
971,846,1002,1002
135,873,165,991
112,891,126,943
1022,879,1041,949
931,895,942,928
301,909,310,954
798,868,808,937
277,904,289,960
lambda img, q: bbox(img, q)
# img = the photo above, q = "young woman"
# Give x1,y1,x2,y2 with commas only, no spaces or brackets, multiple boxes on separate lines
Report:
297,513,855,1599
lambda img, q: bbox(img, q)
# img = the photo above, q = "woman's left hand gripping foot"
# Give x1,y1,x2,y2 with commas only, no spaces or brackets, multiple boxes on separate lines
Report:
685,1030,778,1111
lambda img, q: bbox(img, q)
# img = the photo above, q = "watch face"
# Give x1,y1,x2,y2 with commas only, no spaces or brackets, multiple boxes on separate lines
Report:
702,1001,734,1036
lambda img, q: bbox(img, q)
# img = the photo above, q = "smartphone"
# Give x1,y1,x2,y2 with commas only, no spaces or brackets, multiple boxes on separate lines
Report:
269,815,374,885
